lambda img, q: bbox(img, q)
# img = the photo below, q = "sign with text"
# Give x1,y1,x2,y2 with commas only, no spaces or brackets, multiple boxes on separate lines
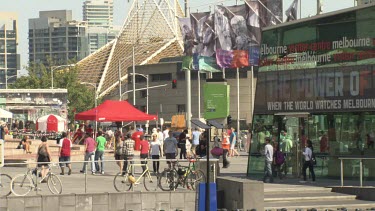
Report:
0,139,4,167
204,84,230,119
254,65,375,114
259,6,375,71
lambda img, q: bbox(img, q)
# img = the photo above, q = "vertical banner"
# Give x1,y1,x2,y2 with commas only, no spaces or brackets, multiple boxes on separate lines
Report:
215,5,251,68
259,0,283,26
204,84,230,119
285,0,298,22
178,17,194,56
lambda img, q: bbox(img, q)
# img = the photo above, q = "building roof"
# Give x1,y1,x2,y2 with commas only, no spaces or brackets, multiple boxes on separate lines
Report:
77,0,184,98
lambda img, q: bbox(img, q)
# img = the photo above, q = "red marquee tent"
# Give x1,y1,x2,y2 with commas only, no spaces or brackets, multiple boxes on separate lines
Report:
74,100,157,122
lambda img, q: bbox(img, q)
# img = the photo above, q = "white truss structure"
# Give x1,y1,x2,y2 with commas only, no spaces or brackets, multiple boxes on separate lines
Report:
77,0,184,98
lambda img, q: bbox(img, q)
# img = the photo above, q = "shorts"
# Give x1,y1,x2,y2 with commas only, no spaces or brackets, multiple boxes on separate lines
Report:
59,156,71,167
230,142,236,150
115,154,124,160
165,153,176,159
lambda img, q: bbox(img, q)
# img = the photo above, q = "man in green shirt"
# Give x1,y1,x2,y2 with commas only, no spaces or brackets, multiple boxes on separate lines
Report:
94,131,107,175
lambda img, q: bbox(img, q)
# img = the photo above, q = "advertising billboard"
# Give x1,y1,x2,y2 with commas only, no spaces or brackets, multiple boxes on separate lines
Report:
259,6,375,72
204,84,230,119
254,65,375,114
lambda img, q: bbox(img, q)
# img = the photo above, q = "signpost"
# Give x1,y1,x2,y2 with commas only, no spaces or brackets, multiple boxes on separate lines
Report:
0,139,4,167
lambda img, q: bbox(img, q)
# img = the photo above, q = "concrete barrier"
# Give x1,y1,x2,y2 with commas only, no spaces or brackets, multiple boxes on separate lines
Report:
2,191,197,211
216,177,264,211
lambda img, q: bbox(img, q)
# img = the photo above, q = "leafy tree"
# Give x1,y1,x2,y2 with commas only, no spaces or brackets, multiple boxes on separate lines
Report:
10,62,98,122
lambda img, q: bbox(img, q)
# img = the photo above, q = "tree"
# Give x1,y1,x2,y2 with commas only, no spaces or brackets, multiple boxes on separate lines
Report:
10,62,97,122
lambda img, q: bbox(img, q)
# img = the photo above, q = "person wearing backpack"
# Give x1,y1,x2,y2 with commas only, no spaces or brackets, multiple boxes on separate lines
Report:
301,139,316,183
273,143,285,180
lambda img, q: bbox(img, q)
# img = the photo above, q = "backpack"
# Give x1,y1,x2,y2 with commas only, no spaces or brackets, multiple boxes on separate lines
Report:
310,152,317,166
275,151,285,165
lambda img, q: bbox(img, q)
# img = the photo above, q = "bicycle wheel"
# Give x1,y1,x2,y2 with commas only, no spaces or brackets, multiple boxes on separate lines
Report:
11,174,33,196
113,173,132,192
0,174,12,197
188,170,206,191
158,169,178,191
47,173,62,194
143,170,158,191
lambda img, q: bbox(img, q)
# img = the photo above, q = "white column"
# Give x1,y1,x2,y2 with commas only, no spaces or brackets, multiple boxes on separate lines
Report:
146,75,149,134
133,46,136,105
198,71,201,119
119,61,122,100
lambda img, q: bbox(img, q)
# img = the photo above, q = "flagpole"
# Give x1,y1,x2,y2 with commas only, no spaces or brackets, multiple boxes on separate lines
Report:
299,0,302,19
198,70,201,119
237,67,240,136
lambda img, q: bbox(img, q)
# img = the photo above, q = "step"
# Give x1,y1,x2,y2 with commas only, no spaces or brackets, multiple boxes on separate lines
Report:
265,199,375,210
265,186,332,193
265,191,357,202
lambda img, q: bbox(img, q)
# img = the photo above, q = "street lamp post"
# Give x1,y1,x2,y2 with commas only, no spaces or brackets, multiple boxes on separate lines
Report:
51,64,75,89
80,82,98,138
129,73,149,133
5,75,18,89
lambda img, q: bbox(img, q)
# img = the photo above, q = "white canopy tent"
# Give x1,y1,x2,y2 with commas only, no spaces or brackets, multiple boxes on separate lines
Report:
36,114,67,132
0,108,13,119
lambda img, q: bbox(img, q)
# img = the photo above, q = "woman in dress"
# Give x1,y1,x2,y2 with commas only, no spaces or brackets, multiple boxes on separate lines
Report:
114,135,124,172
37,136,52,182
150,133,161,174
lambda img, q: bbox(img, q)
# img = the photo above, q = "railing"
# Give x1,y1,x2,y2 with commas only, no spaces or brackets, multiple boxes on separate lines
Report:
338,157,375,187
2,158,219,195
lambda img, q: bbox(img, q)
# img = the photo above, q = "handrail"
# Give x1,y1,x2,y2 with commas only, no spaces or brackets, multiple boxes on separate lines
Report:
2,158,219,195
338,157,375,187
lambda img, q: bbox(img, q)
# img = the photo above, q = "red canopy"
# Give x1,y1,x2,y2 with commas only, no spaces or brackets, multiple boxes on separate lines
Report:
75,100,157,122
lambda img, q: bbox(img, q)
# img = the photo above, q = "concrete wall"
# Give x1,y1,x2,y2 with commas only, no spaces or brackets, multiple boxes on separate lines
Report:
331,186,375,201
216,177,264,211
0,191,196,211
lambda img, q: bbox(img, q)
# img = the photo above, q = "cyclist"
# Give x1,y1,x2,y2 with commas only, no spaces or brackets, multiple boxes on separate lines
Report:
122,133,135,175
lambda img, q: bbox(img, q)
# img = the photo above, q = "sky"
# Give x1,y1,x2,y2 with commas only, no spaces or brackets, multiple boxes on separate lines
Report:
0,0,356,73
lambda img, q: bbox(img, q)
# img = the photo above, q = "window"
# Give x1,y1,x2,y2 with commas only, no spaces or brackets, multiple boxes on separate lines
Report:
151,73,172,82
177,104,185,112
140,90,147,98
135,75,147,83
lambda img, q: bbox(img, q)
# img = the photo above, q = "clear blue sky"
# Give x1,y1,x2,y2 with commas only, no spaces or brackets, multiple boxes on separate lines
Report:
0,0,356,73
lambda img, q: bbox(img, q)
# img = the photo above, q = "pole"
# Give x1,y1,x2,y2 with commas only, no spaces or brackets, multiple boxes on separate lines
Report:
146,75,149,134
237,68,240,135
95,85,98,140
251,66,254,119
205,128,210,211
186,69,192,129
299,0,302,19
198,71,201,119
5,72,7,89
133,46,136,105
119,60,122,100
51,68,54,89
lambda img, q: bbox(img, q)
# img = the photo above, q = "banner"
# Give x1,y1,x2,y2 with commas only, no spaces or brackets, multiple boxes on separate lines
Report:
215,5,250,68
259,0,282,26
204,84,230,119
199,56,221,72
178,17,194,56
286,0,298,22
191,12,215,57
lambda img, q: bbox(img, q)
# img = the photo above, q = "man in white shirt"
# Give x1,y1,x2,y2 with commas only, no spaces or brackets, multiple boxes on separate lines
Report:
157,128,164,157
163,127,170,141
192,127,201,156
263,137,273,183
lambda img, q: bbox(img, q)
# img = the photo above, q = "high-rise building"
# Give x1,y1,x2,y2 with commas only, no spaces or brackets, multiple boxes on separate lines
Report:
83,0,117,54
28,10,89,66
0,12,19,89
83,0,113,29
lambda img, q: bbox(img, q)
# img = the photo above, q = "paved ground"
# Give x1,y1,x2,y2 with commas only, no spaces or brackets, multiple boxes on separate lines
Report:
1,149,374,197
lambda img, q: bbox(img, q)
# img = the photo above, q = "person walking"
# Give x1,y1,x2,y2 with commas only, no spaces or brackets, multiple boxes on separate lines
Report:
80,132,97,174
58,132,72,175
229,128,240,157
178,129,188,159
157,128,164,157
114,135,124,173
164,130,178,168
94,131,107,175
222,131,230,168
139,135,150,174
301,139,316,183
122,134,135,174
263,137,274,183
37,136,52,182
150,133,161,174
192,127,201,157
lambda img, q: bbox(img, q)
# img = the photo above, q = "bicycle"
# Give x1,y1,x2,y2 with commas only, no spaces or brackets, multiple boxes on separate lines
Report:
0,173,12,197
113,160,156,192
159,159,205,191
10,163,62,196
